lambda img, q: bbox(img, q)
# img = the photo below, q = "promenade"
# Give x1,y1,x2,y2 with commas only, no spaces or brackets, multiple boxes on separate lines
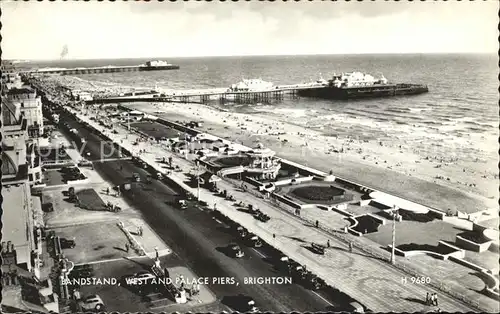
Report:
68,106,479,313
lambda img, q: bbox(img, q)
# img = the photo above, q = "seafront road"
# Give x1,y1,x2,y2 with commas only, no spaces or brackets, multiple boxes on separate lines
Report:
64,105,481,313
54,107,350,312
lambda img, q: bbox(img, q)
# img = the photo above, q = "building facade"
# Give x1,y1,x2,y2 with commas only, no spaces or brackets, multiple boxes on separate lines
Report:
7,87,44,138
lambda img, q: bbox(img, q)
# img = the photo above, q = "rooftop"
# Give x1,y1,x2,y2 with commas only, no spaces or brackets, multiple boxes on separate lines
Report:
1,183,30,247
7,88,35,95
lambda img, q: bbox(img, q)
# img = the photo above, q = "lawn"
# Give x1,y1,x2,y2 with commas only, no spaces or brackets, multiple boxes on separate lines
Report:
131,122,182,140
76,189,106,211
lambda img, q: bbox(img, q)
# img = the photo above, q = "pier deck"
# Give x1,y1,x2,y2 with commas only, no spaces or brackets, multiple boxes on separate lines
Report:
90,84,324,104
21,64,180,76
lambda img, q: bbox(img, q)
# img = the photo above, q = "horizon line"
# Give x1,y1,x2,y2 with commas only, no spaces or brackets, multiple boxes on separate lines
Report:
4,51,496,62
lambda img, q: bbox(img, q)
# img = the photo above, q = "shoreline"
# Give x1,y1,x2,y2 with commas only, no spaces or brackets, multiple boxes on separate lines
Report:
126,101,496,215
41,75,497,214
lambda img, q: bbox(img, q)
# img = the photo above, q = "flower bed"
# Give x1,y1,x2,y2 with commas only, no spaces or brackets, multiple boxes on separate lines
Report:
398,208,437,223
291,185,346,201
351,215,382,234
397,243,457,255
458,231,491,244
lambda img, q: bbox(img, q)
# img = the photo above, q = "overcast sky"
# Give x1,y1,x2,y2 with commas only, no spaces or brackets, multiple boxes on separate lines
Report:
2,0,498,60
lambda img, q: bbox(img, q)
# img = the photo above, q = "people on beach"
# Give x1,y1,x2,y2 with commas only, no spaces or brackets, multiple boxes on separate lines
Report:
432,293,438,306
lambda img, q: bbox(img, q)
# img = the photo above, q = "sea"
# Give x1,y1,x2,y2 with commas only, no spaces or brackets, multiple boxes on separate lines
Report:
27,54,498,163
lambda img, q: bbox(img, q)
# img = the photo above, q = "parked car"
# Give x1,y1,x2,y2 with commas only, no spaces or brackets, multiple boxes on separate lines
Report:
235,226,248,238
244,299,259,313
60,238,76,249
311,242,325,255
254,212,270,222
176,199,188,210
348,301,364,313
246,235,262,248
305,273,325,290
42,203,54,213
132,173,140,182
78,294,105,311
229,244,244,258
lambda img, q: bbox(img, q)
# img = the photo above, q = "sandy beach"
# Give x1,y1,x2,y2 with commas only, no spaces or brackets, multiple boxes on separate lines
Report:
45,75,498,214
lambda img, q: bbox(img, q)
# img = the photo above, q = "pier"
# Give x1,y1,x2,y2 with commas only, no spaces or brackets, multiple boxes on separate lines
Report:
20,64,180,76
89,84,320,105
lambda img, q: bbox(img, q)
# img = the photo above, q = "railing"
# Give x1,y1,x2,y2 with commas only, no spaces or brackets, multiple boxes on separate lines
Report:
221,176,486,313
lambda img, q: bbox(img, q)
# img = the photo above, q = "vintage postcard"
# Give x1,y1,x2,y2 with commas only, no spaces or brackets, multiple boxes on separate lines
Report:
1,1,498,313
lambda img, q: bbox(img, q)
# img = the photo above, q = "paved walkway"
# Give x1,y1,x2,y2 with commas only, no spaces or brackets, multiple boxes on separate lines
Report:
68,107,483,313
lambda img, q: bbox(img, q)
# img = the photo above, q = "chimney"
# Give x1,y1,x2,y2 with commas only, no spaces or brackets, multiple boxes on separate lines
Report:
7,241,12,253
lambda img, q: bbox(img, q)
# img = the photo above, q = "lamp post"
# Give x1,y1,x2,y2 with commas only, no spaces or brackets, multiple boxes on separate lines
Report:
184,133,188,160
391,206,399,265
196,163,200,201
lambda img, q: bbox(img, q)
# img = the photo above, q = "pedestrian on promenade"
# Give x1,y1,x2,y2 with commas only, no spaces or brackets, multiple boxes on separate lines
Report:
327,240,330,248
273,233,276,239
349,242,353,252
139,226,143,236
125,243,129,252
315,220,319,228
73,289,81,300
426,292,430,305
106,187,110,195
433,293,438,306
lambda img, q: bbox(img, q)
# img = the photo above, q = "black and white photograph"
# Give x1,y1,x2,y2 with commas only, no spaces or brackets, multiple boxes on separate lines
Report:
1,0,498,313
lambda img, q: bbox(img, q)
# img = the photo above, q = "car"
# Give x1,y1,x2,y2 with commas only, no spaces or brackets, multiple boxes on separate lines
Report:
132,173,140,182
242,299,259,313
229,244,244,258
79,294,105,311
60,238,76,249
42,203,54,213
246,235,262,248
311,243,325,255
235,226,248,238
348,301,364,313
176,199,188,210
